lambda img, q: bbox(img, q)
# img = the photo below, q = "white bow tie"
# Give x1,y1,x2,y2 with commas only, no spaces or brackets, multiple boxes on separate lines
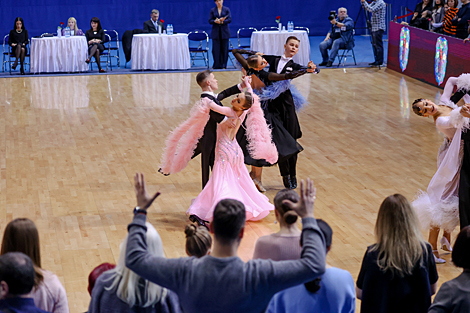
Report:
281,55,292,62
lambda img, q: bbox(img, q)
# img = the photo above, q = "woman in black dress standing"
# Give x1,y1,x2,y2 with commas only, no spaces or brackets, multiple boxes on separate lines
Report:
9,17,29,75
85,17,106,73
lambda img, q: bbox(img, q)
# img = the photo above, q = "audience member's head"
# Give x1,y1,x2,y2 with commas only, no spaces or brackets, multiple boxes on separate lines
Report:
67,17,79,33
0,252,35,299
374,194,425,277
304,219,332,293
151,9,160,22
1,218,44,288
13,17,25,30
446,0,458,9
452,226,470,270
211,199,246,245
90,17,102,31
185,223,212,257
196,70,218,90
102,222,165,307
87,262,116,295
273,189,300,226
434,0,444,9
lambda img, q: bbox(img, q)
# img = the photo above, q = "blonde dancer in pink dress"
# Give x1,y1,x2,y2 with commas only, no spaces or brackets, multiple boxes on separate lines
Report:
160,78,277,222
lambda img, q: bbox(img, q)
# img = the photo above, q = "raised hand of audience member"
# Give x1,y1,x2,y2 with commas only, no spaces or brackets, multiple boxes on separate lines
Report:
134,173,160,209
282,178,316,219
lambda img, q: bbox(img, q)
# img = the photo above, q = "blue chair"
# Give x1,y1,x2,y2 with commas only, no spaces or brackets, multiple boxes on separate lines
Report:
260,27,278,31
104,29,120,68
294,26,310,35
3,34,30,74
237,27,257,49
336,29,357,67
188,30,209,68
90,33,111,71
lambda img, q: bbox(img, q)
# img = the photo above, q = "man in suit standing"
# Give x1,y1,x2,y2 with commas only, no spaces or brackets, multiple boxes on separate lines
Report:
143,9,165,33
209,0,231,69
259,36,315,190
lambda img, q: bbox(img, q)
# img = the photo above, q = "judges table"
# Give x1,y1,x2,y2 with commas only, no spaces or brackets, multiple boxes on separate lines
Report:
30,36,88,73
131,33,191,70
251,30,310,66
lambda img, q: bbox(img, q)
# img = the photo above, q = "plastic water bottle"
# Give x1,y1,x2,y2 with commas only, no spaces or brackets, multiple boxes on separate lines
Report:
57,27,62,37
168,24,173,35
287,21,292,32
64,27,70,37
291,21,295,32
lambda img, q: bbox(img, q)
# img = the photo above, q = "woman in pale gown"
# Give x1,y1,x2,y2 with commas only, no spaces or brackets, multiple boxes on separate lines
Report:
411,73,470,263
160,77,277,223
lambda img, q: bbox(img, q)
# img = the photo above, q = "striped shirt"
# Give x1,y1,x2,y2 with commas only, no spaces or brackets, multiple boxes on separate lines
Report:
443,7,458,36
363,0,387,32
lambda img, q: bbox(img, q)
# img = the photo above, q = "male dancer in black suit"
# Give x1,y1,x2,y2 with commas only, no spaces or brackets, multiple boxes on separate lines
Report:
143,9,165,33
189,70,244,226
251,36,315,190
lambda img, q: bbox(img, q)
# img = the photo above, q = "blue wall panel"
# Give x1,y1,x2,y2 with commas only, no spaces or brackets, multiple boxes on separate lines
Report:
1,0,418,39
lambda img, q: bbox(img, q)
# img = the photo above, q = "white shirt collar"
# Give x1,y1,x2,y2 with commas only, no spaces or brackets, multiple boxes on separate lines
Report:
281,54,293,62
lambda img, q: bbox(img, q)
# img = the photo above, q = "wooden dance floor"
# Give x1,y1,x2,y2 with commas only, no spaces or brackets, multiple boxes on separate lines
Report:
0,68,463,312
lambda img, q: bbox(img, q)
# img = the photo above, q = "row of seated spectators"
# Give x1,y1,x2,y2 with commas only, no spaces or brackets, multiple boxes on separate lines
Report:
406,0,470,40
0,175,469,312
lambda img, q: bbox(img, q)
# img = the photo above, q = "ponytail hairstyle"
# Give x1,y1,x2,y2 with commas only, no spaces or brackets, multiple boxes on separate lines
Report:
246,55,260,69
273,189,300,225
185,223,212,258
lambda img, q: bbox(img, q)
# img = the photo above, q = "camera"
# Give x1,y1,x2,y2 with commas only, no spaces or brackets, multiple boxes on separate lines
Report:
328,10,337,21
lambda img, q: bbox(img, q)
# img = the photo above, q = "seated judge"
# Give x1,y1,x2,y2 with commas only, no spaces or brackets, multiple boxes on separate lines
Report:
143,9,166,33
62,17,84,36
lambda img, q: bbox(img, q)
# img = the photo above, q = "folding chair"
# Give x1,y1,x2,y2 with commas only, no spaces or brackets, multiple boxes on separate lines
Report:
336,29,356,67
294,26,309,35
237,27,257,49
104,29,120,68
3,34,30,74
90,33,111,71
188,30,209,68
260,27,279,31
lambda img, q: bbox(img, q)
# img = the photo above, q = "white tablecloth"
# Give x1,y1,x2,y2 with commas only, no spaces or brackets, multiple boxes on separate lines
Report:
251,30,311,66
30,36,88,73
131,34,191,70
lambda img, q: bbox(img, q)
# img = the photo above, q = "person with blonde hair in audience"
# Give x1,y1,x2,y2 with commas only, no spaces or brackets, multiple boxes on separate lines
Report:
356,194,438,313
185,224,212,257
62,17,84,36
252,189,302,261
266,219,355,313
428,226,470,312
1,218,69,313
88,222,182,313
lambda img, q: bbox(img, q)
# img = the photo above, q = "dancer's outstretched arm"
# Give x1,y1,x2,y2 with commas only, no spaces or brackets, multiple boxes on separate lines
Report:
206,100,234,117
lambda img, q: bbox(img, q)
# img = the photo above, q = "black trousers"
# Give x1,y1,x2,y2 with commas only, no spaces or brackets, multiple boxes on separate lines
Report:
278,154,297,177
459,140,470,229
212,38,229,69
371,29,384,64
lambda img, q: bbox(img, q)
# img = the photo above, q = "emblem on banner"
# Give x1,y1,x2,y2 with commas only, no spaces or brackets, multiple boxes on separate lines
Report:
399,27,410,72
434,37,448,86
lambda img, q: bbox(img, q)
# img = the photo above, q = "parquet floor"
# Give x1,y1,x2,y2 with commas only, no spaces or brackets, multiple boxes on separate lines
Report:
0,68,463,312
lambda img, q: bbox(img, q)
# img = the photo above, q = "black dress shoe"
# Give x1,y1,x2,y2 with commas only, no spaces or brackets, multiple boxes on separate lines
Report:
318,61,328,66
368,61,377,66
189,215,209,229
282,175,292,189
326,61,333,67
20,66,25,75
290,176,297,189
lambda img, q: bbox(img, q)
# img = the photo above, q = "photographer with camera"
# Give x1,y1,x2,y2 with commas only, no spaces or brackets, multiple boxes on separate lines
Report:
361,0,386,67
319,7,355,67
